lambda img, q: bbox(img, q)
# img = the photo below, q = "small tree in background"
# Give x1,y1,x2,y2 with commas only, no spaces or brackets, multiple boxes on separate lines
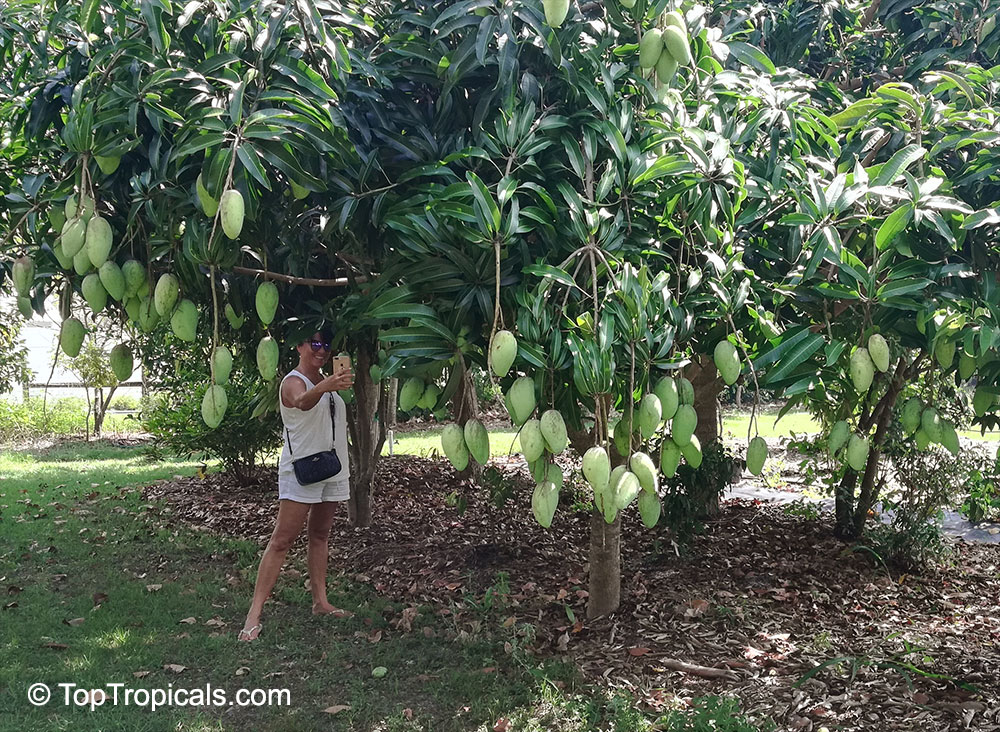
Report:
67,339,119,438
0,297,31,397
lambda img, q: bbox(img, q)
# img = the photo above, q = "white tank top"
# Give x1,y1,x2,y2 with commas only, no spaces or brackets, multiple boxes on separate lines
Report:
278,370,351,486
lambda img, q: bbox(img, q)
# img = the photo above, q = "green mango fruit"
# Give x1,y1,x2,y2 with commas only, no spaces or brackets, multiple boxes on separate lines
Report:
441,423,470,471
490,330,517,378
201,385,228,428
746,436,767,476
539,409,568,453
220,189,245,239
464,419,490,465
629,451,658,493
60,317,85,357
110,344,133,382
639,29,664,69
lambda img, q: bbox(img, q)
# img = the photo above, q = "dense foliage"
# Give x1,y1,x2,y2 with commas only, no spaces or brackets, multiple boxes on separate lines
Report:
3,0,1000,614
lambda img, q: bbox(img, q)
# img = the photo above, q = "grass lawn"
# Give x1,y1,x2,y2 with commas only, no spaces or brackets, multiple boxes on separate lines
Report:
0,441,763,731
387,428,522,459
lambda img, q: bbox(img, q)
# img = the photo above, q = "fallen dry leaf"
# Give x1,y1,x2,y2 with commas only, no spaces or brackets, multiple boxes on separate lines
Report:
178,617,196,624
163,664,186,674
64,617,85,627
323,705,350,715
133,671,151,678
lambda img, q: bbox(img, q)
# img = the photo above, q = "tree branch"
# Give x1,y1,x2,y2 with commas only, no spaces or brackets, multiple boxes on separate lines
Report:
657,658,739,681
231,266,366,287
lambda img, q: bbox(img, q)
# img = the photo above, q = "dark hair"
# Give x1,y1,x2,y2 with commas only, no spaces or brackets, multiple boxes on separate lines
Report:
300,326,334,345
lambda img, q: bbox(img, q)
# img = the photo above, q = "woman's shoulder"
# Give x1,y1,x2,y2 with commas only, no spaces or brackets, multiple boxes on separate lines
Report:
282,370,313,387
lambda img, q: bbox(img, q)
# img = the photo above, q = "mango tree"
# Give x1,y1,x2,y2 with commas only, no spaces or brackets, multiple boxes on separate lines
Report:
349,0,771,617
0,0,396,519
738,72,1000,538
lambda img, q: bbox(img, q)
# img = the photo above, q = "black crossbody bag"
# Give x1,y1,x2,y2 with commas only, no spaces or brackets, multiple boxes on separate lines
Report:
287,396,342,485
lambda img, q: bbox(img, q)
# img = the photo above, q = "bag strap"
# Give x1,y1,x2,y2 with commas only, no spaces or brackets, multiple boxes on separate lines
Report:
329,395,336,447
285,387,336,457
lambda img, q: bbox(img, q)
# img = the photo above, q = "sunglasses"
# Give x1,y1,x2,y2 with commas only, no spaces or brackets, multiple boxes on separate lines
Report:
309,340,332,352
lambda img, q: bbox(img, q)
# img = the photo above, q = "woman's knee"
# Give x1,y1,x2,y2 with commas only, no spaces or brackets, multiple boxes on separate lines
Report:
307,527,331,544
268,532,298,554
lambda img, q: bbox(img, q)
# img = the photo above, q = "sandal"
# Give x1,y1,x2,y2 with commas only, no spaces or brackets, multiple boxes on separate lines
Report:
238,623,262,642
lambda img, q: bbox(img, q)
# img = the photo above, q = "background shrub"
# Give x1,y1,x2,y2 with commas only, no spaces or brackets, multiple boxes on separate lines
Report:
140,358,282,483
0,396,94,441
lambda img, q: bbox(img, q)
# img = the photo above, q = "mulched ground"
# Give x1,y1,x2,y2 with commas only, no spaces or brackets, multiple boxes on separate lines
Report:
142,454,1000,732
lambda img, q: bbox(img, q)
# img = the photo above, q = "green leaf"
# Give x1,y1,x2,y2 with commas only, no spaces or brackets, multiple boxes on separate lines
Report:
874,84,921,116
561,135,586,180
762,330,825,386
753,327,820,371
523,264,579,289
830,99,876,129
171,132,225,160
727,41,776,74
779,213,816,227
875,277,932,301
466,171,500,236
139,0,170,54
962,207,1000,230
875,204,913,250
229,78,247,126
236,144,270,190
81,0,101,34
873,145,926,187
632,156,695,186
272,61,338,101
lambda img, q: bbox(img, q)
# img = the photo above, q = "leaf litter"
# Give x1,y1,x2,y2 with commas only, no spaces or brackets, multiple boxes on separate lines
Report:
143,454,1000,731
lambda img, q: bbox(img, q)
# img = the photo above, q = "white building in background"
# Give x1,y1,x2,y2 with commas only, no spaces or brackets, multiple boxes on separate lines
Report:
1,295,142,403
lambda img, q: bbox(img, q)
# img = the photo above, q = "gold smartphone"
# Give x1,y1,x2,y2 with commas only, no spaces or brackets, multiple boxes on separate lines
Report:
331,355,351,374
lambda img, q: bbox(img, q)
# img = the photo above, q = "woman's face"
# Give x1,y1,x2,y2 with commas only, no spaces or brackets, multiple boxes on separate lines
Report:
298,332,332,368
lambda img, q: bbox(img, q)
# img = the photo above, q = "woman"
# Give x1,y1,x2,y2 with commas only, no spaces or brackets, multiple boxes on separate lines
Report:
239,329,354,641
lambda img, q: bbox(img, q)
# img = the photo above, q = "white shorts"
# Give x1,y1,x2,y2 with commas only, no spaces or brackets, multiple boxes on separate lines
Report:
277,477,350,504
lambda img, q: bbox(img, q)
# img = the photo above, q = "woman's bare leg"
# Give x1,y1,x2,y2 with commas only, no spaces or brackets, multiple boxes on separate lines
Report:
240,499,311,640
306,501,342,614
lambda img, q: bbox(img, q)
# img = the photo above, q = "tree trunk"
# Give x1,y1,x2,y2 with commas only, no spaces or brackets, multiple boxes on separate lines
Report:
685,355,724,517
834,356,908,540
834,470,860,539
454,361,483,482
386,377,398,455
93,388,104,436
346,338,389,528
94,384,118,437
850,365,906,537
587,510,621,619
568,401,624,619
688,356,722,446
